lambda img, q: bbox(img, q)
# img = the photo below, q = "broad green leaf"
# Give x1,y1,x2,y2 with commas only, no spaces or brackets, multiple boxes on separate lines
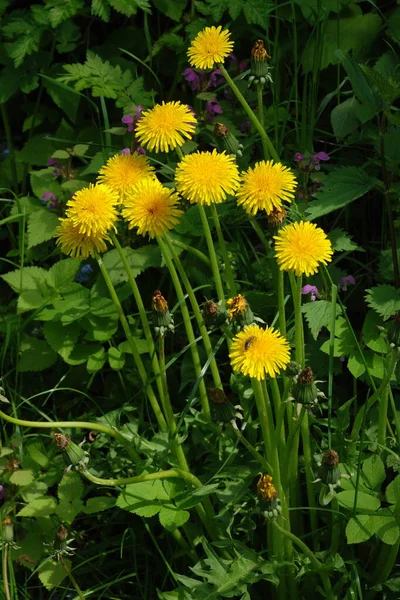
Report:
386,475,400,505
27,208,59,248
83,314,118,342
58,471,84,503
84,496,115,514
1,266,48,293
48,259,81,291
19,136,56,166
174,205,206,237
327,228,363,252
152,0,187,20
102,246,161,285
159,505,190,531
38,559,70,590
44,321,80,359
362,455,386,491
365,284,400,321
374,510,400,545
362,311,388,353
346,515,379,544
56,499,84,523
336,490,380,512
116,479,169,516
17,497,58,517
302,300,336,340
20,481,48,502
306,167,377,220
30,167,62,199
64,343,103,366
87,347,106,373
331,97,360,138
336,50,379,107
10,469,35,486
80,151,105,175
18,338,58,372
18,290,46,313
108,347,125,370
43,73,80,122
26,441,50,468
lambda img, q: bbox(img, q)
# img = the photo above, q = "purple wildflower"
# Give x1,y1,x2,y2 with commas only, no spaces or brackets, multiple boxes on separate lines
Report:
312,151,330,171
206,99,223,121
183,68,201,91
47,158,62,177
41,192,58,209
122,114,134,132
294,152,305,163
76,264,94,284
339,275,356,292
0,485,6,500
302,284,320,302
120,148,131,155
209,69,224,88
122,106,144,134
136,147,146,155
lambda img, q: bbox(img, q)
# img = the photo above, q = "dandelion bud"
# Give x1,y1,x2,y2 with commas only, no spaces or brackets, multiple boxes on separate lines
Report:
227,294,254,326
56,524,69,542
285,361,302,379
54,434,88,467
249,40,273,87
256,474,282,520
2,517,14,543
151,290,174,336
387,312,400,349
317,450,341,487
214,122,243,158
202,300,227,328
292,366,320,407
209,387,237,423
267,207,287,229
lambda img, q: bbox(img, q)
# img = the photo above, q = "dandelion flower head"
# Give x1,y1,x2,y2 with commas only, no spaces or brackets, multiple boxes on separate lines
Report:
175,149,240,205
188,26,234,70
237,161,297,216
56,218,109,259
274,221,333,277
135,101,196,153
230,324,290,380
97,152,155,200
227,294,249,320
122,177,183,238
65,184,118,237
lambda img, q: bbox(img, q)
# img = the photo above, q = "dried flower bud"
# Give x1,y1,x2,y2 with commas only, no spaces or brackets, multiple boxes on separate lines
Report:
317,450,341,487
267,207,287,228
227,294,254,325
249,40,273,87
56,524,69,542
214,122,243,157
209,388,237,423
203,300,227,328
54,434,88,468
151,290,174,336
214,122,228,137
292,366,320,407
256,474,282,520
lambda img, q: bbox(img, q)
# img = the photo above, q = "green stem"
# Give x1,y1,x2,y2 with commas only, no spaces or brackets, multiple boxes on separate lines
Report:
218,64,279,162
328,283,338,449
270,378,285,452
3,545,11,600
164,234,224,391
250,217,270,253
96,254,168,431
210,204,237,296
252,379,273,459
389,387,400,448
370,539,399,586
272,521,335,600
378,388,389,449
60,557,85,600
256,82,269,159
169,238,211,267
350,349,398,441
198,205,225,303
156,236,211,420
0,408,141,463
330,497,340,555
0,104,18,194
289,273,305,366
231,422,272,472
100,95,111,156
111,233,166,411
301,411,317,544
277,269,286,336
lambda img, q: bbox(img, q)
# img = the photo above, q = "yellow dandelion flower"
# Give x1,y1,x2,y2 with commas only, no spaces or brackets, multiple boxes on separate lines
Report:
97,152,155,201
65,184,118,237
274,221,333,277
175,149,240,205
229,324,290,381
257,474,278,502
56,218,109,259
237,161,297,216
188,26,234,70
135,101,196,153
227,294,248,319
122,177,183,238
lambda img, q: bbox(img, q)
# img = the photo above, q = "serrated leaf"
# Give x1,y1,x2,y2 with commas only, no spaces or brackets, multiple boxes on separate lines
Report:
48,258,81,291
159,505,190,531
38,559,70,590
243,0,274,29
20,481,48,502
365,284,400,321
19,136,56,166
91,0,110,21
10,469,35,486
17,497,58,517
331,96,360,138
362,310,388,353
152,0,187,21
1,266,48,293
328,228,363,252
30,168,62,199
18,338,58,372
337,490,380,512
386,475,400,505
302,300,336,340
306,167,377,220
84,496,115,514
362,455,386,491
102,245,161,285
27,209,59,248
58,471,84,503
56,499,84,523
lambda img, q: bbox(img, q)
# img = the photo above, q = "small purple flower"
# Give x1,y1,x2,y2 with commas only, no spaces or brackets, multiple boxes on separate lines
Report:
135,105,143,120
302,284,320,302
76,264,94,284
312,151,330,171
41,192,58,209
120,148,131,155
339,275,356,292
294,152,305,163
209,69,224,88
183,68,201,91
122,114,134,132
0,485,6,500
206,99,223,121
47,158,62,177
136,147,146,155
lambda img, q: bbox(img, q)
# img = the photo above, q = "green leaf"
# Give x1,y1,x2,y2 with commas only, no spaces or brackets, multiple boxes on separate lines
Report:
362,311,388,353
56,499,84,523
19,136,56,166
108,347,125,370
327,228,363,252
102,246,161,285
58,471,84,503
336,490,380,512
30,167,62,199
175,205,205,237
243,0,274,29
331,97,360,138
64,343,103,366
80,151,105,175
26,441,50,468
1,266,48,293
159,505,190,531
365,284,400,321
306,167,377,220
84,496,115,514
116,479,167,516
10,469,35,486
302,300,336,340
43,73,81,122
48,258,81,291
18,338,58,372
3,17,43,67
386,475,400,505
91,0,110,21
27,209,59,248
335,50,379,108
362,455,386,491
153,0,187,20
45,0,84,28
38,559,70,590
84,314,118,342
346,515,379,544
17,497,58,517
374,510,400,545
87,347,106,373
20,481,48,502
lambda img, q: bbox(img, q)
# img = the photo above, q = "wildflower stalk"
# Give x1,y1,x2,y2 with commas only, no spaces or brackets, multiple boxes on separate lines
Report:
269,378,285,451
272,521,335,600
217,64,279,162
96,254,168,432
328,283,338,448
230,421,273,472
163,234,224,391
60,557,85,600
2,545,11,600
378,388,389,449
289,273,305,366
198,205,226,303
278,270,286,335
210,204,237,296
156,236,211,420
100,95,111,155
111,233,166,410
169,238,211,267
0,407,141,463
256,83,270,159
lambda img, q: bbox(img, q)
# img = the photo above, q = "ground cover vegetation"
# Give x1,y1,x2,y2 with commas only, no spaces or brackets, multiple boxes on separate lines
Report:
1,0,400,598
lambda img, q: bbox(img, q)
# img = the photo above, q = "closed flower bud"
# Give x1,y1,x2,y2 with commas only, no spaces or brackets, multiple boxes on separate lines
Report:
214,122,243,158
249,40,273,87
209,387,237,423
292,366,320,407
267,207,287,229
203,300,227,328
317,450,341,487
256,474,282,520
2,517,14,543
151,290,174,336
54,434,88,468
